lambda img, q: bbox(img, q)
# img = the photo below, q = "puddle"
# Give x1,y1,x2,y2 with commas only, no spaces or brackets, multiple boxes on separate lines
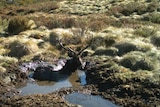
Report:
77,69,87,85
17,61,88,95
17,80,71,95
65,92,119,107
16,71,82,95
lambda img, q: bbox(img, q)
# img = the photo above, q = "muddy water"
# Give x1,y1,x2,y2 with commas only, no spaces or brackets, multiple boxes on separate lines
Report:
65,92,119,107
16,71,80,95
15,70,120,107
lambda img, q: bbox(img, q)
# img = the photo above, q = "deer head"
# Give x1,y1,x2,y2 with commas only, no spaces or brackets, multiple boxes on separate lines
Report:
58,38,92,74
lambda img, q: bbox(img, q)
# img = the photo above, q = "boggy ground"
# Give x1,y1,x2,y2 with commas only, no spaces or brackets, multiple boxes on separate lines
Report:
0,57,160,107
0,63,97,107
0,0,160,107
86,56,160,107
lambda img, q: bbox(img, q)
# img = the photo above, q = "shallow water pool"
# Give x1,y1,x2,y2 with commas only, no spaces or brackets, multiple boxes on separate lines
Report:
65,92,119,107
16,71,81,95
17,80,71,95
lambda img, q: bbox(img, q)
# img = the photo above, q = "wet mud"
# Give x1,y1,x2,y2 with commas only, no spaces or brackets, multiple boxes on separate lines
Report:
0,58,160,107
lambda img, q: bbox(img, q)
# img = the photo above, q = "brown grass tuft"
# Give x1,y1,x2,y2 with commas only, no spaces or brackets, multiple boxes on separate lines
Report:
8,40,39,58
7,16,31,34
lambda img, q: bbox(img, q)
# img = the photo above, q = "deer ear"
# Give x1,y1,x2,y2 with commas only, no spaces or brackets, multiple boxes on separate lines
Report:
81,51,88,57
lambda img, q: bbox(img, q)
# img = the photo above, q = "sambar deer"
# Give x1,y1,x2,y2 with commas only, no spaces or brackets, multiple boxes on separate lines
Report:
33,38,92,81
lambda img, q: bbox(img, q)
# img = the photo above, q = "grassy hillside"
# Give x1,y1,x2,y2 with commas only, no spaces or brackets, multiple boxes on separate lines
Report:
0,0,160,107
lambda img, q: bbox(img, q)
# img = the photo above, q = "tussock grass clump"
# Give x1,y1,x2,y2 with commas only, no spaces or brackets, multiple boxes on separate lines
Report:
108,1,158,17
8,40,39,58
49,30,73,46
142,12,160,24
87,15,115,30
32,16,76,29
132,59,154,71
0,0,56,7
120,2,148,16
7,16,36,34
0,55,18,65
120,51,154,71
114,42,137,56
151,34,160,47
94,47,118,56
114,70,160,85
88,21,107,32
112,18,143,28
49,29,85,53
104,35,117,47
106,5,123,17
0,66,6,73
107,2,147,16
114,70,154,83
134,26,157,38
90,36,105,50
136,42,153,52
49,31,59,46
31,51,59,62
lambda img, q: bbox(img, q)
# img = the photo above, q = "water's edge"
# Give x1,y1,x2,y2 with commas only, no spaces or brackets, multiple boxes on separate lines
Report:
65,92,119,107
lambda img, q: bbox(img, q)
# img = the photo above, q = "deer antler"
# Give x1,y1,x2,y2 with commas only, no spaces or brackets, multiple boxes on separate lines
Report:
77,36,93,55
58,39,77,55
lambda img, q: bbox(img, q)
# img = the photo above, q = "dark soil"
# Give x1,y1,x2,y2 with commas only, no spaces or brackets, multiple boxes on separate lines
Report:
86,57,160,107
0,58,160,107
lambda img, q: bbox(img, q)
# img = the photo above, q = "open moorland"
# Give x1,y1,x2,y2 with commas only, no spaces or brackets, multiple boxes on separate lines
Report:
0,0,160,107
